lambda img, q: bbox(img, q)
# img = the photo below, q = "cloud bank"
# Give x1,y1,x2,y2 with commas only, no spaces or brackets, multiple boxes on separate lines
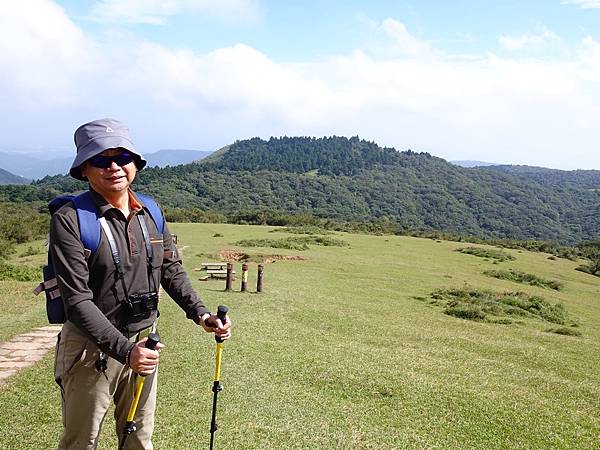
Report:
1,2,600,169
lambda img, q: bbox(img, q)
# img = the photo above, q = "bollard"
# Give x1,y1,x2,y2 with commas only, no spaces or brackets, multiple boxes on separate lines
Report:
225,263,233,291
241,263,248,292
257,264,264,293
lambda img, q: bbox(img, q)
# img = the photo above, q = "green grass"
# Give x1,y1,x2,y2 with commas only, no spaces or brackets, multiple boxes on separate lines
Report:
0,240,48,341
1,225,599,449
483,269,564,290
457,246,516,262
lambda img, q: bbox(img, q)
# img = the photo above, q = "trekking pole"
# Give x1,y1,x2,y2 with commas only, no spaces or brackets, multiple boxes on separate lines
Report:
119,332,161,450
209,305,229,450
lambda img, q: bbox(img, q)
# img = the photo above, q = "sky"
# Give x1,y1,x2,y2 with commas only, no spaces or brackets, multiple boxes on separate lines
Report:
1,1,600,169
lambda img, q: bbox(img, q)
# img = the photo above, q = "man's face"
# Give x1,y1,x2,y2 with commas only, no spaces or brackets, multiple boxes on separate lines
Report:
81,148,137,198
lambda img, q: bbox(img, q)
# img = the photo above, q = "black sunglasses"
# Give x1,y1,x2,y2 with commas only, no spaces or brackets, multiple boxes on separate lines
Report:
88,151,136,169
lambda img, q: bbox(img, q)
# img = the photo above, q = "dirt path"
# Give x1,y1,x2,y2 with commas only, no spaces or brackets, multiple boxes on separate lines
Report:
0,326,61,387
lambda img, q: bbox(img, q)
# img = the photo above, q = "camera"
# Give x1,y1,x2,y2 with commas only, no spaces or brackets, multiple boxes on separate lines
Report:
126,291,159,319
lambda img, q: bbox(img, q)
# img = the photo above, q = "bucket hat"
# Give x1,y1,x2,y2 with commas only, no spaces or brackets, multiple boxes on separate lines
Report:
70,118,147,180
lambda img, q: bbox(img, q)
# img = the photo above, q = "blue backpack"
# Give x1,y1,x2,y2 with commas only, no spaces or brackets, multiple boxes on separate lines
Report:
34,191,164,324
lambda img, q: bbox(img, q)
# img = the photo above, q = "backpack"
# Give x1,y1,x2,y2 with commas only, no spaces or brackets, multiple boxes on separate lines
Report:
33,191,165,324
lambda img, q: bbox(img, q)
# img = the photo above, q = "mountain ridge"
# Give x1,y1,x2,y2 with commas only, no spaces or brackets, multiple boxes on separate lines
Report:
6,136,599,245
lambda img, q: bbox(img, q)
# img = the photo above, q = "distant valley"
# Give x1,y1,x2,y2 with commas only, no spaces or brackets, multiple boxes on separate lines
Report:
0,149,212,182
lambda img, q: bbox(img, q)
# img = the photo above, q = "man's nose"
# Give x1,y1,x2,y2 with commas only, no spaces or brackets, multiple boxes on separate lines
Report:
106,160,120,170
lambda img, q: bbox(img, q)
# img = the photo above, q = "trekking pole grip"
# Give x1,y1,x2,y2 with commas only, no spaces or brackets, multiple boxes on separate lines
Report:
215,305,228,343
146,332,160,350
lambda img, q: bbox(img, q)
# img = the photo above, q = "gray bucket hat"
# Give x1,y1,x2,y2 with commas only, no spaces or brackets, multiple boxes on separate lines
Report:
70,118,147,180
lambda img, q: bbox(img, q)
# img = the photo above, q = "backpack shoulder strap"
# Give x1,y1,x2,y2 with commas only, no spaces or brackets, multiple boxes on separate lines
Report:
72,191,101,253
48,195,76,215
136,193,165,234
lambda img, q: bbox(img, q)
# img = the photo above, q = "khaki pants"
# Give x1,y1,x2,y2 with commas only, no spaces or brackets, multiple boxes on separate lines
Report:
55,322,157,450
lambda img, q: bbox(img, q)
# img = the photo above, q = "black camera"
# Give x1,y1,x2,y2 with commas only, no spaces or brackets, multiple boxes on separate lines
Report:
126,291,159,318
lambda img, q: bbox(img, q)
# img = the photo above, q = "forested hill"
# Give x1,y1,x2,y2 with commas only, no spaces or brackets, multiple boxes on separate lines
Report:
6,136,600,245
201,136,401,175
481,164,600,190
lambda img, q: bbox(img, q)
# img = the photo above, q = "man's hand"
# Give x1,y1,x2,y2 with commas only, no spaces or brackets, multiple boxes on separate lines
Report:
200,313,232,341
128,337,165,376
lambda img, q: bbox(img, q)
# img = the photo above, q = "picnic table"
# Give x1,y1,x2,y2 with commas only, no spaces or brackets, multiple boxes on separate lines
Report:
196,262,235,279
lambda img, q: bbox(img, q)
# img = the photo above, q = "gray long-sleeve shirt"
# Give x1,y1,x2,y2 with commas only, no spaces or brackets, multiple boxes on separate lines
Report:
50,188,209,363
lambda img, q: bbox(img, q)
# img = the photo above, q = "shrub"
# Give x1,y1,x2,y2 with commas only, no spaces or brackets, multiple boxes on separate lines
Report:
457,247,515,262
235,235,348,251
483,269,563,290
0,238,14,260
431,288,571,325
445,305,486,321
20,245,43,257
270,226,333,235
545,327,582,337
0,262,41,281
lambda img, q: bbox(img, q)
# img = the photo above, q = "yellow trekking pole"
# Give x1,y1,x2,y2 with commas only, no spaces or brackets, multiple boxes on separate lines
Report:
119,332,160,450
209,305,229,450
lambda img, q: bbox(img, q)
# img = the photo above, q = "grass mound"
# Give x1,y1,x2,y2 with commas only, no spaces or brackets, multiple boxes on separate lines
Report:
269,226,333,235
235,235,349,250
431,288,572,325
546,326,582,337
483,269,564,290
457,246,515,262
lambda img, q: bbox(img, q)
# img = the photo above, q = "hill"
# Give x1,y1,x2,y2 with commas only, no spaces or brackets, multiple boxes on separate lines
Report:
0,168,29,185
6,136,600,245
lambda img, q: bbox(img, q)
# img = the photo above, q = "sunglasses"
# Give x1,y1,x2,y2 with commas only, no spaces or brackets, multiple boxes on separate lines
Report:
88,151,136,169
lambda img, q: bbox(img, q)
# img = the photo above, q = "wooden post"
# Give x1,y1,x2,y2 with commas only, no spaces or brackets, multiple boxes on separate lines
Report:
241,263,248,292
225,263,233,291
256,264,264,293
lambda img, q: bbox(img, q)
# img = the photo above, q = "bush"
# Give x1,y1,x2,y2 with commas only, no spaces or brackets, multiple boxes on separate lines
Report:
445,305,486,321
431,288,571,325
0,238,14,260
270,226,333,235
20,245,43,257
235,235,349,251
545,327,582,337
457,247,515,262
0,202,49,244
0,262,41,281
483,269,563,290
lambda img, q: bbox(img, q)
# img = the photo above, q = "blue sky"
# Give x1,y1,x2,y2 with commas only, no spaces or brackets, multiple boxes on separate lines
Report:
1,0,600,169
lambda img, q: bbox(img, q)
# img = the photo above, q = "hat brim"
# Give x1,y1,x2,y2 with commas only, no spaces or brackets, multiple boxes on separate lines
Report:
69,135,147,180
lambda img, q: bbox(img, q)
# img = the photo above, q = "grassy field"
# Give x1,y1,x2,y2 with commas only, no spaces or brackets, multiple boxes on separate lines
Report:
0,223,599,449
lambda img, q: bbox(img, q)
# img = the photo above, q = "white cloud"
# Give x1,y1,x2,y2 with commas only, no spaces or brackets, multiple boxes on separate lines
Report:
90,0,263,25
2,5,600,169
0,0,99,107
562,0,600,9
498,27,561,51
379,18,437,58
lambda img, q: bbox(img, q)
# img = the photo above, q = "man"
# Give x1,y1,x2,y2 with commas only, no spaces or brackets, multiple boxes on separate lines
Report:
51,118,231,450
